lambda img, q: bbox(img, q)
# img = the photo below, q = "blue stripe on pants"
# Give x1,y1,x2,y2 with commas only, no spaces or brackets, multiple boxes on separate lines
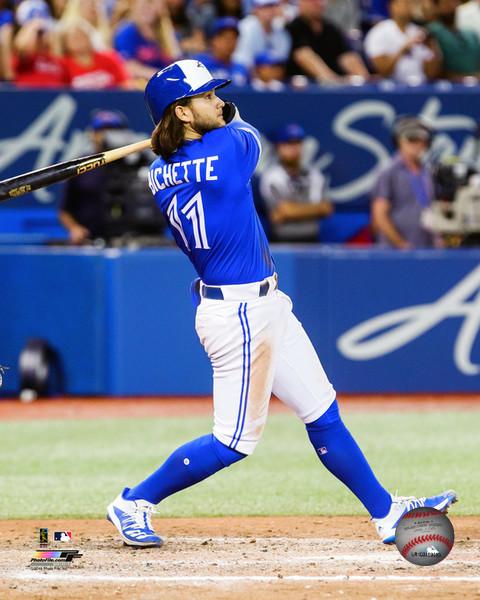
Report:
230,302,247,448
233,303,251,450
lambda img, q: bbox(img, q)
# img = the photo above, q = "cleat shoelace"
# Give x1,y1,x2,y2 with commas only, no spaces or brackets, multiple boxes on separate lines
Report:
393,496,426,513
122,504,156,533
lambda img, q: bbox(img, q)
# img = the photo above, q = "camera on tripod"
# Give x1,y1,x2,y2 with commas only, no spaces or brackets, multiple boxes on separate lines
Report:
100,130,166,244
422,154,480,247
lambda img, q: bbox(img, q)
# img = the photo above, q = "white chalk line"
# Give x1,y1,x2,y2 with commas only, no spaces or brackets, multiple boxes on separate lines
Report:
139,555,477,567
169,536,370,544
11,573,480,584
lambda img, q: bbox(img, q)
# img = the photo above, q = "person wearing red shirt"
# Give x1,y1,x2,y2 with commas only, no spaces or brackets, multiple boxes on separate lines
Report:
13,18,68,87
60,17,130,89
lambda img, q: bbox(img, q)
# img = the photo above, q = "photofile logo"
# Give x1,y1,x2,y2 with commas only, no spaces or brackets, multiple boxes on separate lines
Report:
29,550,83,570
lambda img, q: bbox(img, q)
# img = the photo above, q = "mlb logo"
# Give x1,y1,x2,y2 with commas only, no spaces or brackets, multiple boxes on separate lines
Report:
54,531,72,542
317,446,328,455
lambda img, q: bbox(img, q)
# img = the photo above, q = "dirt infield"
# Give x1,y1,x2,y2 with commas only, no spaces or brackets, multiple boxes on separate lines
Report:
0,516,478,600
1,395,479,599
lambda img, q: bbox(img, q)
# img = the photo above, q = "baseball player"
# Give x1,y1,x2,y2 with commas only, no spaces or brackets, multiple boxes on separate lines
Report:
107,59,457,547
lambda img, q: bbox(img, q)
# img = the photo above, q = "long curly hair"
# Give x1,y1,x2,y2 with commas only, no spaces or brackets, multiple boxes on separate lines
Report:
151,98,191,160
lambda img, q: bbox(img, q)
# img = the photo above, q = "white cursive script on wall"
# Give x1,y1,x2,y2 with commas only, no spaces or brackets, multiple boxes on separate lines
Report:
0,95,86,203
0,93,478,204
337,265,480,375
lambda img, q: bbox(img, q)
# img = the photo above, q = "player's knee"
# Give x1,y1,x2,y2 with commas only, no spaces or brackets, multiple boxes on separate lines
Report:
211,435,247,466
305,399,341,434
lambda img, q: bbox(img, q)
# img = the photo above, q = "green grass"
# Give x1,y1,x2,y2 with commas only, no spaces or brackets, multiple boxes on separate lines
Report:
0,411,478,519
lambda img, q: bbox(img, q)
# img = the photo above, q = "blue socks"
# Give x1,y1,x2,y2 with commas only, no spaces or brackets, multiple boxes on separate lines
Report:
306,400,392,519
125,434,246,505
125,400,391,519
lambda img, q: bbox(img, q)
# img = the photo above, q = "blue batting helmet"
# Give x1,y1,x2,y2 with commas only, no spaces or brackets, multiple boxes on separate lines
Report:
145,60,231,125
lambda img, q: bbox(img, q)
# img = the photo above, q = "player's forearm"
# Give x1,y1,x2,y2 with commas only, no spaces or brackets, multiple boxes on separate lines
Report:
292,47,340,82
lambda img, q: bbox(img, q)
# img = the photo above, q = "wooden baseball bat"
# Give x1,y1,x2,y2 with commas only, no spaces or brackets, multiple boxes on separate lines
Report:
0,137,152,202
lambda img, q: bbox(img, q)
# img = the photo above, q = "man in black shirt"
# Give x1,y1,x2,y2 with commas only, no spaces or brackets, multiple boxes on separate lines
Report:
286,0,370,82
59,110,127,244
59,110,164,244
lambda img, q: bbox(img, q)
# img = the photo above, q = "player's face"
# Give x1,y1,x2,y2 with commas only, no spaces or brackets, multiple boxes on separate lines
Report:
188,91,226,134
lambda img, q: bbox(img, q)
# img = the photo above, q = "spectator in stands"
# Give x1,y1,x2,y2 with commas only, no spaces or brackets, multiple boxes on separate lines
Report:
59,110,128,244
59,18,130,89
0,0,14,82
114,0,180,84
233,0,290,69
428,0,480,80
260,123,333,242
360,0,389,32
48,0,68,19
364,0,442,84
166,0,206,54
61,0,112,50
59,109,164,244
412,0,437,25
325,0,361,35
215,0,244,20
111,0,131,28
371,116,434,249
195,17,249,85
286,0,370,83
186,0,217,44
13,3,69,87
251,50,285,89
457,0,480,40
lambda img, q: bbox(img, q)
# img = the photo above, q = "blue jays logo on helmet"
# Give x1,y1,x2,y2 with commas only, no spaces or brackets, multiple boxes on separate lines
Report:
145,60,231,125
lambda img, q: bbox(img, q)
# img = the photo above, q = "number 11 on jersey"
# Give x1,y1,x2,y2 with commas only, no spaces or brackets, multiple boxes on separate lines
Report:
167,191,210,251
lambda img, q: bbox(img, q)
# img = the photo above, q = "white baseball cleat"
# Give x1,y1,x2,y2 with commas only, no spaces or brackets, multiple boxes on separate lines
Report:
107,487,163,547
373,489,458,544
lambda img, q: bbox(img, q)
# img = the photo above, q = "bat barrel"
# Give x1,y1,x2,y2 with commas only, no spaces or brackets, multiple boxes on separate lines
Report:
0,138,151,202
0,154,105,201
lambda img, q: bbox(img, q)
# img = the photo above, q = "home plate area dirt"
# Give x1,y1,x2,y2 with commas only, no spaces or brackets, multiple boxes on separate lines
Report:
0,516,479,600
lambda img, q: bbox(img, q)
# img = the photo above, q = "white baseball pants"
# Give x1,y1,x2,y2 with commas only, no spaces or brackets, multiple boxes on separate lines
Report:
195,274,336,455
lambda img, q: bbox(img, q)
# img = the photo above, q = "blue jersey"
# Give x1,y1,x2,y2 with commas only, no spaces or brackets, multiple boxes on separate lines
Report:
148,120,274,285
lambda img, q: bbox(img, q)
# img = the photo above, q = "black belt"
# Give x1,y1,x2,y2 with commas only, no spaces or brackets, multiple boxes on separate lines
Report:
200,277,276,300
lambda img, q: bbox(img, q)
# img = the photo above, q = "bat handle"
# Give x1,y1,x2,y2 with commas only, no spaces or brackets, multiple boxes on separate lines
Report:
105,138,152,163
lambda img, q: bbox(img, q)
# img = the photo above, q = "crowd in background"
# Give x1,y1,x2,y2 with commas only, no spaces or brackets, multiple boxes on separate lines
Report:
0,0,480,89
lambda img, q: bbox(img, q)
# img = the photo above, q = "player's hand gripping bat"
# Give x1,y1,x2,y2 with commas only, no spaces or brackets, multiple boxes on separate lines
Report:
0,137,152,202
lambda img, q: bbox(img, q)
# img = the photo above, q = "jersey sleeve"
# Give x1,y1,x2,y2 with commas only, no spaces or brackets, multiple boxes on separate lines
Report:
225,120,262,180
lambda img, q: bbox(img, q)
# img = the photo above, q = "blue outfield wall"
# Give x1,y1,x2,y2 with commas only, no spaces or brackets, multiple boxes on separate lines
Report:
1,247,479,396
